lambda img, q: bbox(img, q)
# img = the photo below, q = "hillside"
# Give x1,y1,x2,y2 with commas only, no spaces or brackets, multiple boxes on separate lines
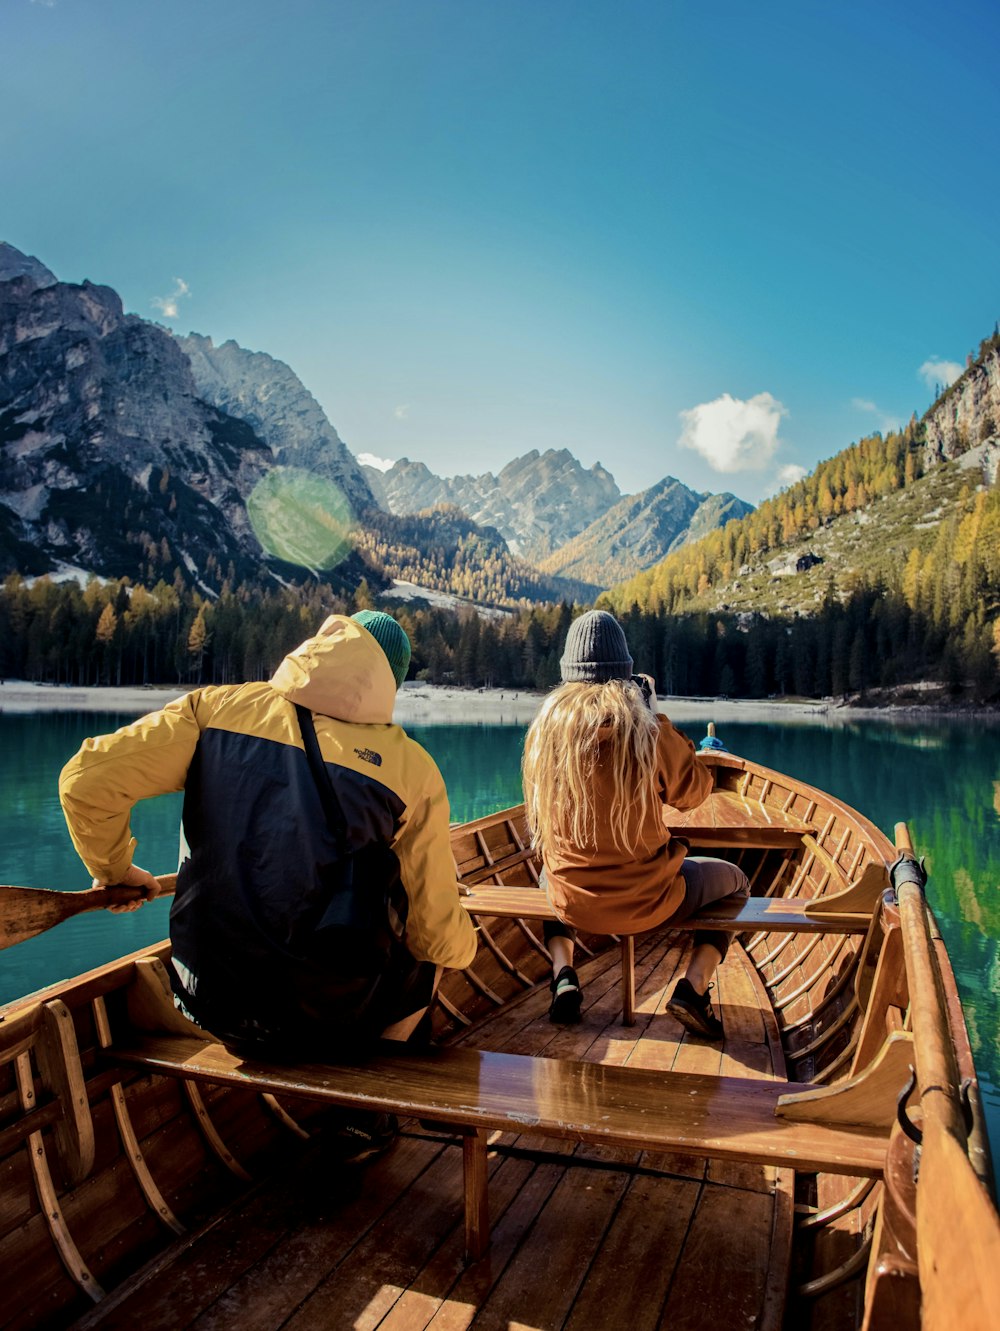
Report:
356,503,599,607
538,477,753,586
600,334,1000,701
606,337,1000,616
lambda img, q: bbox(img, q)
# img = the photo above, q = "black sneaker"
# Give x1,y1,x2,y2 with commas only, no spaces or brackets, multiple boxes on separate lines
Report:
549,965,582,1024
666,978,724,1040
333,1111,399,1165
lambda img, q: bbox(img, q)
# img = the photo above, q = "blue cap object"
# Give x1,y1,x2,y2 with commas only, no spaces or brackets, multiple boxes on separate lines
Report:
699,733,728,752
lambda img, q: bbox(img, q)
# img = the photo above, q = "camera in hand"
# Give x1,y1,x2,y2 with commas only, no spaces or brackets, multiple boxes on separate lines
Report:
631,674,653,706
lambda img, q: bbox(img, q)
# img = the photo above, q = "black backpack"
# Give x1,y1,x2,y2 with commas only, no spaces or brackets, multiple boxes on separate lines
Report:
275,705,411,1049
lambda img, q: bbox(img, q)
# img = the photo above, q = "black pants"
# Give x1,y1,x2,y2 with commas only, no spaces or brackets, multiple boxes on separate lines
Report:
187,950,438,1061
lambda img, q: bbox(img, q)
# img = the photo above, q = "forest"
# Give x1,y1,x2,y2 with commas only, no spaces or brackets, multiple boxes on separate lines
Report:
2,562,997,703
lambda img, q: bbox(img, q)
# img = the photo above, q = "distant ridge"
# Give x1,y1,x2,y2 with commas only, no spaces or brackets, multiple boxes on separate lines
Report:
364,452,754,588
364,449,621,563
539,477,754,587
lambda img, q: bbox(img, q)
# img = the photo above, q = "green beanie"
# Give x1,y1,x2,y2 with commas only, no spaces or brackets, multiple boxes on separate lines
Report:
351,610,411,688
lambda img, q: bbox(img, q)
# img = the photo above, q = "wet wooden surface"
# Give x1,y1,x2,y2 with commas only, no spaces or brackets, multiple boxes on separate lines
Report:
461,885,870,933
113,1034,887,1174
663,788,816,847
82,931,808,1331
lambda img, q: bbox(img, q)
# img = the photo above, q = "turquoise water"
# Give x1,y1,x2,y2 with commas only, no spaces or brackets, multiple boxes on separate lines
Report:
1,709,997,1161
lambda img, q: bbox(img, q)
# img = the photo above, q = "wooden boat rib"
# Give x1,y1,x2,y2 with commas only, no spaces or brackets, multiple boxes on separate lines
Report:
1,742,998,1330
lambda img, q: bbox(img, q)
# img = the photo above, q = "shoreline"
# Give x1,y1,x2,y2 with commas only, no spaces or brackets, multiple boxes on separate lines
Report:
1,679,996,726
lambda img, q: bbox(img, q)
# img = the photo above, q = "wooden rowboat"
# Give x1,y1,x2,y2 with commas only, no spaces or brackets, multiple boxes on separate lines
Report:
1,740,998,1329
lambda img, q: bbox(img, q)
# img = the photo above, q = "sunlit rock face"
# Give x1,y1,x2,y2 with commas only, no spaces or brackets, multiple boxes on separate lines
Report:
0,242,57,289
923,343,1000,484
176,333,375,515
368,450,755,588
0,248,274,582
538,478,755,587
366,448,622,562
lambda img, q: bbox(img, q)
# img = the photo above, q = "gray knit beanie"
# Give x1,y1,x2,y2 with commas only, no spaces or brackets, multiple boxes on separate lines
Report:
560,611,633,683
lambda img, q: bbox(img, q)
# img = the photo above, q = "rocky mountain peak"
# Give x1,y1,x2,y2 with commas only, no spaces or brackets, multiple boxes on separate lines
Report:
0,270,276,584
365,447,624,562
176,332,375,513
0,242,58,290
538,476,754,587
922,338,1000,484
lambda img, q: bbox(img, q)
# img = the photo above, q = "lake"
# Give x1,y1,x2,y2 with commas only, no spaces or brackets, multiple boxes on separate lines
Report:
2,707,997,1160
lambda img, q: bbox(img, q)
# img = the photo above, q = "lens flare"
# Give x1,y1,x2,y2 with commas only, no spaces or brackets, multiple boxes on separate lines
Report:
247,468,355,571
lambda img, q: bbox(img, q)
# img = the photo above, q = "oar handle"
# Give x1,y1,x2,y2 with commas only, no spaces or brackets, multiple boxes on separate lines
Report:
894,822,916,859
93,877,178,907
0,874,178,952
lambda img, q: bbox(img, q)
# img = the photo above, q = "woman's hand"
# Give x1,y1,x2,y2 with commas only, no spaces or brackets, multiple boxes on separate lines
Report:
96,863,163,913
632,673,656,707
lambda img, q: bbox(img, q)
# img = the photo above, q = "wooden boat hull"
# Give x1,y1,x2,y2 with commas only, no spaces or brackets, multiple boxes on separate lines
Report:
1,746,996,1329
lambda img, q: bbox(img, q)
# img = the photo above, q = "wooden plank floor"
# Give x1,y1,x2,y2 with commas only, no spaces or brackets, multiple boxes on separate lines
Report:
81,929,794,1331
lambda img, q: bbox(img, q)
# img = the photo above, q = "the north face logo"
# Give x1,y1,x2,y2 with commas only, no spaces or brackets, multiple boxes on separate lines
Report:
354,747,383,767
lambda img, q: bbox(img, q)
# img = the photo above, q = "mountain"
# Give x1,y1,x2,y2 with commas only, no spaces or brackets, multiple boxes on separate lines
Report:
0,263,288,588
364,450,755,586
538,477,755,586
0,242,57,289
922,338,1000,472
0,245,589,607
176,333,375,515
363,449,622,563
355,503,600,607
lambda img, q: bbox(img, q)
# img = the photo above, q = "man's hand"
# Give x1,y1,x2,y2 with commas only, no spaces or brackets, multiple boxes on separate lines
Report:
96,863,162,913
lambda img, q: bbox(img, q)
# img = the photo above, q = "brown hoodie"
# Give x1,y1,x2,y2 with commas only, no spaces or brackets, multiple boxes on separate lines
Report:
542,715,713,936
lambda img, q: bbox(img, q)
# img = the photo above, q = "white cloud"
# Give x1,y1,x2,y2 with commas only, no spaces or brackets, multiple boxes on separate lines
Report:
393,404,410,420
851,397,901,435
357,452,396,472
919,358,964,393
678,392,787,473
778,463,807,487
151,277,190,320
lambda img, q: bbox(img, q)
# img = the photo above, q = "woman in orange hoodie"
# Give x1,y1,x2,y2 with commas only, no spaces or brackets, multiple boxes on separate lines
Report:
522,611,749,1037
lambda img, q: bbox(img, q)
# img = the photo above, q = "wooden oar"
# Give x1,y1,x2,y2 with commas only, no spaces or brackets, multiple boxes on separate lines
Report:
0,874,177,951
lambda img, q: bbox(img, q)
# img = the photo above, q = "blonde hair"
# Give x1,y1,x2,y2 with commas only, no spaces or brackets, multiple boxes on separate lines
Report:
522,679,660,859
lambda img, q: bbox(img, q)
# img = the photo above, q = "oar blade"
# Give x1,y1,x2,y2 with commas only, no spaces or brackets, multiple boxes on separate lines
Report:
0,885,100,950
0,876,177,951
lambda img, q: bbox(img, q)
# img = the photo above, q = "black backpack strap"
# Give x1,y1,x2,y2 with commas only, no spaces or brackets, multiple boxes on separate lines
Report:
294,703,348,854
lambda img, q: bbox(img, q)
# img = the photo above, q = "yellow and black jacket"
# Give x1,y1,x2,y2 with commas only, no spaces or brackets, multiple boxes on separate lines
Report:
59,615,477,1034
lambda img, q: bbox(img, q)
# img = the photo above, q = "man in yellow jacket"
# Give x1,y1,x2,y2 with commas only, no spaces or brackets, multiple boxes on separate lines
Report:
60,611,477,1156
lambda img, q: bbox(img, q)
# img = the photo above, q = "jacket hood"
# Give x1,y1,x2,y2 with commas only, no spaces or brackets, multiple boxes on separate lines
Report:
269,614,397,723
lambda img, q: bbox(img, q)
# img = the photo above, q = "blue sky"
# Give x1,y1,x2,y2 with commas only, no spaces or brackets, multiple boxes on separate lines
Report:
3,0,998,502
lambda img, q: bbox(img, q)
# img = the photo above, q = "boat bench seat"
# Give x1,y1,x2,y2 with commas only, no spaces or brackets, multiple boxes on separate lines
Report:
461,886,872,933
111,1029,890,1262
461,884,876,1025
